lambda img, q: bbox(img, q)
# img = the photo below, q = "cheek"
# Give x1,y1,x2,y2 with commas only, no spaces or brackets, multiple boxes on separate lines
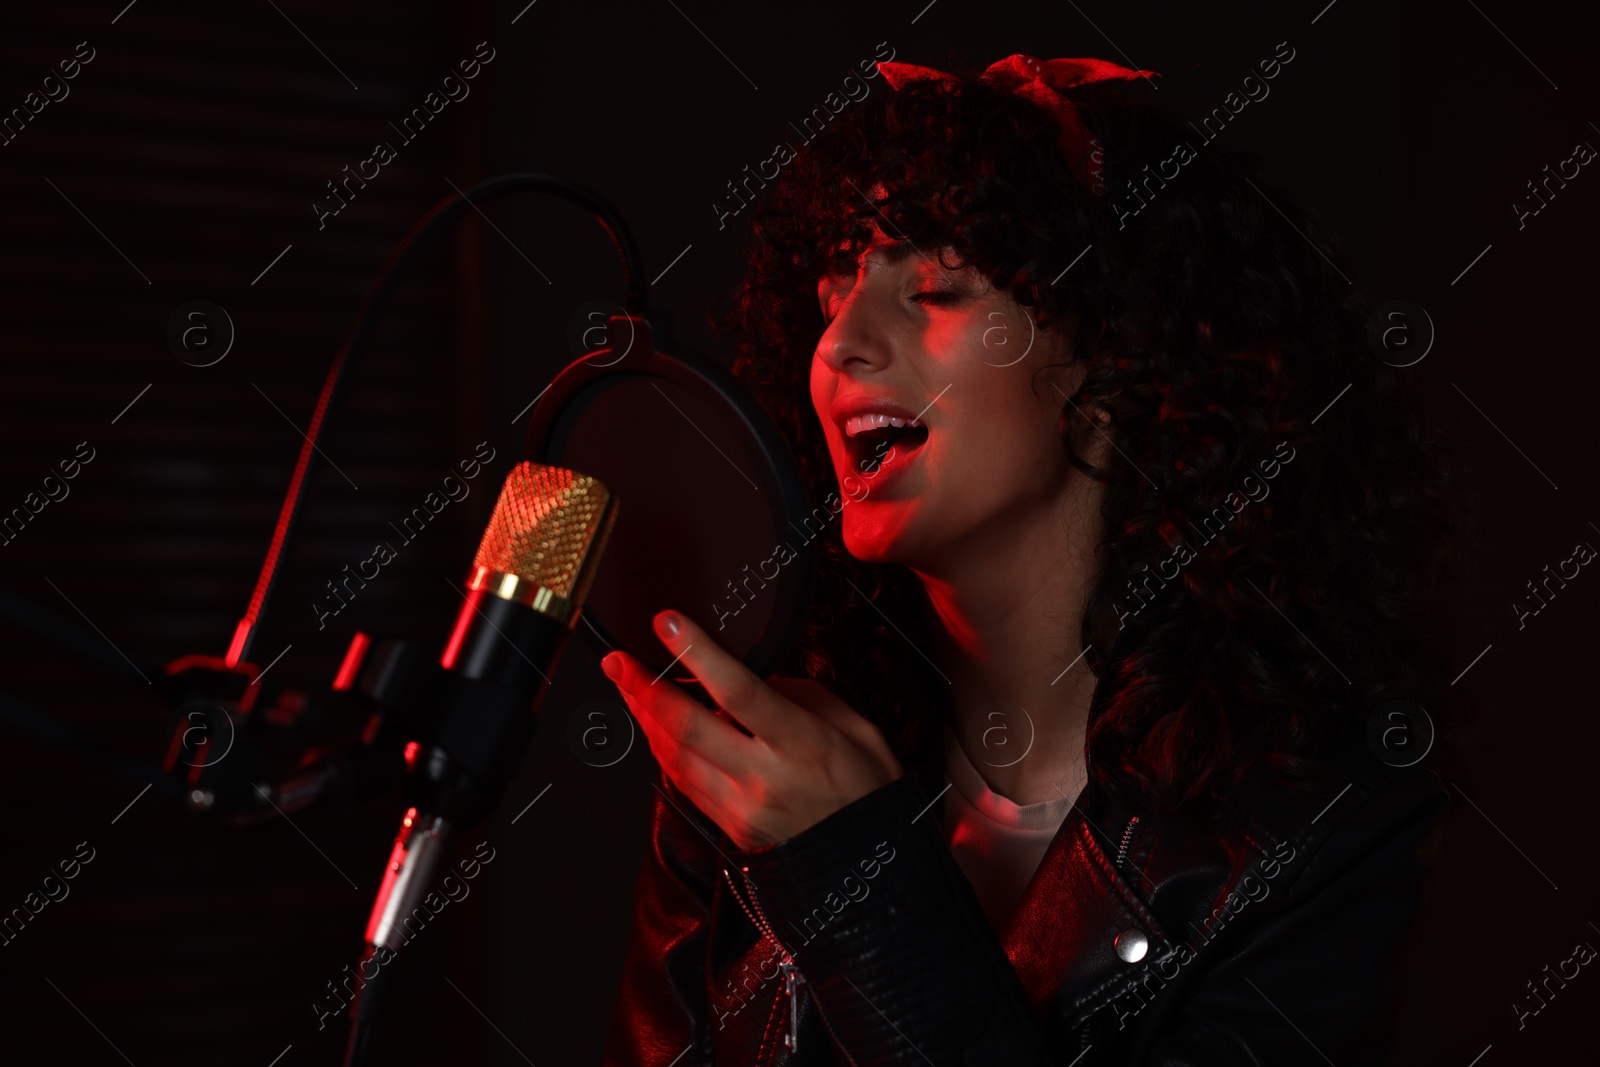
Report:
955,299,1035,368
808,354,831,424
809,357,847,462
938,420,1038,492
936,374,1062,490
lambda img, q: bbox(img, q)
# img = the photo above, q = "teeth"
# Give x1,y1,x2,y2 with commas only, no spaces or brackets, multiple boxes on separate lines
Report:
844,413,925,438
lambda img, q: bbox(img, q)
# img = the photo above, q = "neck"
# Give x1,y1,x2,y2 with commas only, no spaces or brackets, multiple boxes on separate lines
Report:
913,500,1101,807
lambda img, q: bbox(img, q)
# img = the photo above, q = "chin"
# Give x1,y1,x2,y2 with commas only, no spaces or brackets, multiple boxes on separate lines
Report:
841,506,920,564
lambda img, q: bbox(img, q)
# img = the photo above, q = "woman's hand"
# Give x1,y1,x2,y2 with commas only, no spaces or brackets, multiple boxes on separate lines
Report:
601,609,904,851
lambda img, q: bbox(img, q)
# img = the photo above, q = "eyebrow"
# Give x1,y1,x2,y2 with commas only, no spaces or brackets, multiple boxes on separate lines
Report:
820,239,925,286
873,240,920,266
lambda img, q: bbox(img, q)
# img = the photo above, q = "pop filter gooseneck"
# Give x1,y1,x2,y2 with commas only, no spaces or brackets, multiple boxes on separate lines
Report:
223,174,649,671
205,173,816,1067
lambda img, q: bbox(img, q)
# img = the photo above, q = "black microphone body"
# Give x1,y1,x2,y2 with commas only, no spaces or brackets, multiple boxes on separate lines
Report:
344,461,616,1067
359,593,567,950
431,590,570,805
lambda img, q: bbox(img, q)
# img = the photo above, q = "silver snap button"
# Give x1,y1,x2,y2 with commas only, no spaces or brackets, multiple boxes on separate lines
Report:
1114,929,1148,963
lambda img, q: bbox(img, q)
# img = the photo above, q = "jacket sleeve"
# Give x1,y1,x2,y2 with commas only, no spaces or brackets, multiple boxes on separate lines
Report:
733,772,1062,1064
1133,768,1450,1066
601,770,727,1067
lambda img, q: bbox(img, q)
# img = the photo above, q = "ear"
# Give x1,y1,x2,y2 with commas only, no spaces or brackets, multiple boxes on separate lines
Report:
1061,402,1114,484
1051,360,1115,484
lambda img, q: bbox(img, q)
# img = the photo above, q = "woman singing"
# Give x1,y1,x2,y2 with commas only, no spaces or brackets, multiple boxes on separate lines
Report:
599,52,1469,1065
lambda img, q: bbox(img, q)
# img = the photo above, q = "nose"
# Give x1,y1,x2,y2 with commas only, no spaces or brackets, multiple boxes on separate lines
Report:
815,288,891,376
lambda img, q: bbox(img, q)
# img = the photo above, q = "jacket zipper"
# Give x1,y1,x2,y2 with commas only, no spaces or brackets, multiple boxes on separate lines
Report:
723,866,806,1055
1115,815,1140,869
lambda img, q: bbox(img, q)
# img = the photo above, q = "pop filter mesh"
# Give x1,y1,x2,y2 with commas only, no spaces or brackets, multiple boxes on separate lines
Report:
555,375,788,674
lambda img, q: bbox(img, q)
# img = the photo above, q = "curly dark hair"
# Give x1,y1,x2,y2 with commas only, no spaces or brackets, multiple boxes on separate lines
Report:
712,60,1476,819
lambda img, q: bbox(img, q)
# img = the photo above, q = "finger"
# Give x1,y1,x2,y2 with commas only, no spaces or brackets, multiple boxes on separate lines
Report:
615,684,768,850
607,658,750,824
603,648,755,773
645,725,742,836
769,677,904,782
654,772,743,854
650,610,796,746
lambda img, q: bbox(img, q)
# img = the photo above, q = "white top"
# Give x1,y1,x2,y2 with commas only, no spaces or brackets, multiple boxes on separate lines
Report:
942,725,1080,933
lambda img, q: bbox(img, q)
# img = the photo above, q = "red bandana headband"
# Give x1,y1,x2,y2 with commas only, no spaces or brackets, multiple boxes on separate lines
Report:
874,54,1157,196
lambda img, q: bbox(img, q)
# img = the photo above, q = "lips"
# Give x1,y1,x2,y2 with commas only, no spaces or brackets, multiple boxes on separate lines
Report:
842,412,925,437
828,398,930,479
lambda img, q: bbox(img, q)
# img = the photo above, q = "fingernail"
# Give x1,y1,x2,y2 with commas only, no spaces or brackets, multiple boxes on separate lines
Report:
601,652,623,681
655,611,681,640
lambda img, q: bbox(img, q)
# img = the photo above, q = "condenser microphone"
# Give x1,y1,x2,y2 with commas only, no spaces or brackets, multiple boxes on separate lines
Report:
343,460,616,1067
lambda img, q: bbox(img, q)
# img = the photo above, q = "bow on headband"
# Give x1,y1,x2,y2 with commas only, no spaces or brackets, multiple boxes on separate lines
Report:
875,54,1157,196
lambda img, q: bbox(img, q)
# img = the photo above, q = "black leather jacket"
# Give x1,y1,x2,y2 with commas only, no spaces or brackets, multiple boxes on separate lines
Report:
601,678,1449,1066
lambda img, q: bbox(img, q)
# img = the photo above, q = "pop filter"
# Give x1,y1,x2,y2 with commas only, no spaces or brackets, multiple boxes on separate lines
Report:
524,311,814,680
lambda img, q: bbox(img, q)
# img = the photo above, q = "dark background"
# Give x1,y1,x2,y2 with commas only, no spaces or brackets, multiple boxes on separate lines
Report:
1,0,1595,1063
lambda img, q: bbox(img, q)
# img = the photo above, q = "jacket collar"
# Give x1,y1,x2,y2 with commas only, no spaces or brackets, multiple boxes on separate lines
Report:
999,771,1178,1019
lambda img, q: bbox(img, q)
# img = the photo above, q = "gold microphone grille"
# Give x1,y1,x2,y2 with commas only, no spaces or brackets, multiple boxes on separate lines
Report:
472,461,615,600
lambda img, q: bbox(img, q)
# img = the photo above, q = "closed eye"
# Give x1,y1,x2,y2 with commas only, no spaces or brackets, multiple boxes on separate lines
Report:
819,286,964,326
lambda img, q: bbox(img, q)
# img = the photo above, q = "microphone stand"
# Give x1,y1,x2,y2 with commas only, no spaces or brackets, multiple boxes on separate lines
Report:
196,174,642,1067
0,174,652,1064
221,172,649,672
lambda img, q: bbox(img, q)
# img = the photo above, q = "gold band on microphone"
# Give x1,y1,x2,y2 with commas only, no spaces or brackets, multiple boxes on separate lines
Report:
467,565,578,624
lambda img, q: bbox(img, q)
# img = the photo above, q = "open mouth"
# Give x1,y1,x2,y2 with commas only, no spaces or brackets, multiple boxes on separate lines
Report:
844,418,929,475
